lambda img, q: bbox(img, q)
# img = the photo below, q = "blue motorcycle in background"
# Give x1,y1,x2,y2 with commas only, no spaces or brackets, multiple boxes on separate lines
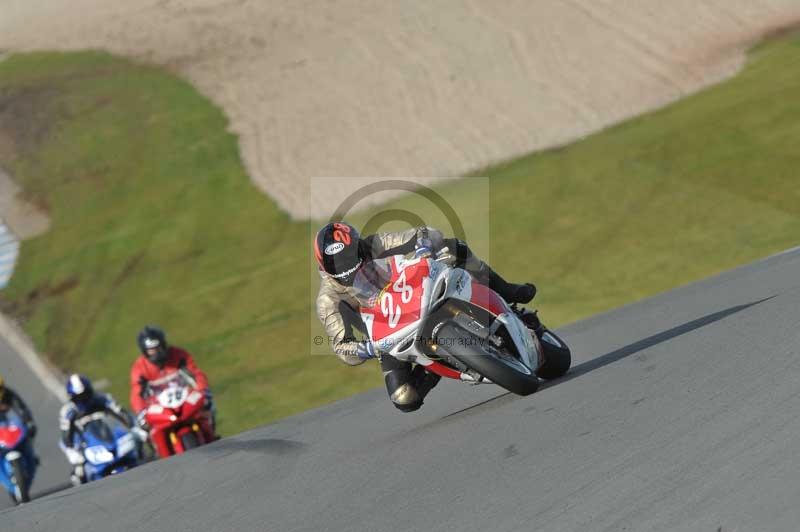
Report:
73,412,142,482
0,408,37,504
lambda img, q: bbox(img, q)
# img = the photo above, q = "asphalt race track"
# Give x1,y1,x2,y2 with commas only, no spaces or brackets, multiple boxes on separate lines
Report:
0,336,71,511
3,247,800,531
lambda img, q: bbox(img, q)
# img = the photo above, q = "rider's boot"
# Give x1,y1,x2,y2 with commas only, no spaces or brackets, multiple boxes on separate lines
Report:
518,308,544,336
199,416,218,442
70,465,85,487
482,265,536,304
203,391,220,440
209,410,220,440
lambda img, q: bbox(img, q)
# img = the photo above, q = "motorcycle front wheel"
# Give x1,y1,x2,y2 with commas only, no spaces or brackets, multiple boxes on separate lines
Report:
436,323,540,396
180,431,201,451
11,458,30,503
535,327,571,380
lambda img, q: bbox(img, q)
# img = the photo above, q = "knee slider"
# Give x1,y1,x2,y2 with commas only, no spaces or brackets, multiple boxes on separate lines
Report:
390,383,422,412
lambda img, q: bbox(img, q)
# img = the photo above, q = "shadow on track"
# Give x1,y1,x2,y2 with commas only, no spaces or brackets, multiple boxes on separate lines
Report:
441,295,777,420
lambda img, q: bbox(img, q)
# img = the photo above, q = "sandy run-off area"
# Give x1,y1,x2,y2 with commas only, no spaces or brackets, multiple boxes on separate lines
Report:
2,1,800,219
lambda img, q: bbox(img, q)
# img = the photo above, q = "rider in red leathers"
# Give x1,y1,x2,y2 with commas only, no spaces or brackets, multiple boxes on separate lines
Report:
129,325,217,451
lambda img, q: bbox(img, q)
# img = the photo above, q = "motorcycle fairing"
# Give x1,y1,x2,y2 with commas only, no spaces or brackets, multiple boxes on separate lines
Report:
144,377,208,457
360,255,542,379
75,413,140,480
360,256,432,343
0,426,22,450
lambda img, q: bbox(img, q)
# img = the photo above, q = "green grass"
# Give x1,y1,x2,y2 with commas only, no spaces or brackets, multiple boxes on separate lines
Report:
1,32,799,434
0,52,378,434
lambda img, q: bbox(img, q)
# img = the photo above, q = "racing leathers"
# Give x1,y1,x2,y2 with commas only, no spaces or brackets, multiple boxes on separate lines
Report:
58,393,138,484
130,346,217,445
316,226,534,412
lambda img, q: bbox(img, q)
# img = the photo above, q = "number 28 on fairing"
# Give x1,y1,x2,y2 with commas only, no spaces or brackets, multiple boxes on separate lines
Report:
364,257,429,341
381,269,414,328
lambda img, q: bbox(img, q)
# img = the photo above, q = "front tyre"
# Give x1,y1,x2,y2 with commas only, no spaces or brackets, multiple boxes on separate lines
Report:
535,328,571,380
436,323,540,396
11,458,30,504
180,432,200,452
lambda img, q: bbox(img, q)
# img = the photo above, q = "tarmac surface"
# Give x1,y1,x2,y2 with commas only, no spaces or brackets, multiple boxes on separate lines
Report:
2,246,800,531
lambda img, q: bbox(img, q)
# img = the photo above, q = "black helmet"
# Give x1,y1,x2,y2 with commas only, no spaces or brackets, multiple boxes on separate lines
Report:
137,325,169,365
314,222,364,286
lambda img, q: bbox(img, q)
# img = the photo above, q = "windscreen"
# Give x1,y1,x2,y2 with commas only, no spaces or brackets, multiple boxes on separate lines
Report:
0,408,22,428
145,370,191,397
351,257,393,307
80,417,116,444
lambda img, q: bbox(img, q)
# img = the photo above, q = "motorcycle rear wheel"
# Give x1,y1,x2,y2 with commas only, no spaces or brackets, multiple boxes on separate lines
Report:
436,323,540,396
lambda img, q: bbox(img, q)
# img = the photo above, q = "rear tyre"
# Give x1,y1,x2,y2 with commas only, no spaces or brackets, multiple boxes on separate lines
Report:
180,432,200,452
535,328,571,380
11,459,30,503
436,323,540,396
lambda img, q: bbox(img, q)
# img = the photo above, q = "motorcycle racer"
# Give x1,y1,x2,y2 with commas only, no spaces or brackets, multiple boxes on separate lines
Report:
58,374,143,485
314,221,537,413
129,325,217,444
0,374,37,441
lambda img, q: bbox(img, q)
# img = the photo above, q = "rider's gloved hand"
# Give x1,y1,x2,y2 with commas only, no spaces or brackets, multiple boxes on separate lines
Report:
131,426,149,443
136,409,149,430
64,446,85,466
415,237,433,259
356,340,378,360
27,423,37,439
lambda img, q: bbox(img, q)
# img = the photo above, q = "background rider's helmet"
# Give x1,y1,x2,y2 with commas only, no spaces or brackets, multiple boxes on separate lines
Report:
314,222,364,286
66,374,94,411
137,325,169,366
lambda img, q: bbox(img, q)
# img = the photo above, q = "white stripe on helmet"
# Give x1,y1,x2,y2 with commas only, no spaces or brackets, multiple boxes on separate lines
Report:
69,374,85,394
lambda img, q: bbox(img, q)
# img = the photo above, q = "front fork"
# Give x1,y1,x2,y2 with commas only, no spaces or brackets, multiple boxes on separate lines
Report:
169,423,204,454
5,451,26,501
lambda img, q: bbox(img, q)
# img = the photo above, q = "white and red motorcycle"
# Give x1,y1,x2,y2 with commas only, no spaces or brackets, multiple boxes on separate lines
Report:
354,252,571,395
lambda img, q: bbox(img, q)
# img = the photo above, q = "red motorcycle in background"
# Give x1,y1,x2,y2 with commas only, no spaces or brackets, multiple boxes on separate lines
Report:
142,370,212,458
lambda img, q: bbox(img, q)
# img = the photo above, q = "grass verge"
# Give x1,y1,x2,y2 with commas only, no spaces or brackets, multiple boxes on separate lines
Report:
1,33,799,433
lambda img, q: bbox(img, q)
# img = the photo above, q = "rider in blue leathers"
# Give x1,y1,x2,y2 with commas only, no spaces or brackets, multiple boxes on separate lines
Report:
58,374,146,485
